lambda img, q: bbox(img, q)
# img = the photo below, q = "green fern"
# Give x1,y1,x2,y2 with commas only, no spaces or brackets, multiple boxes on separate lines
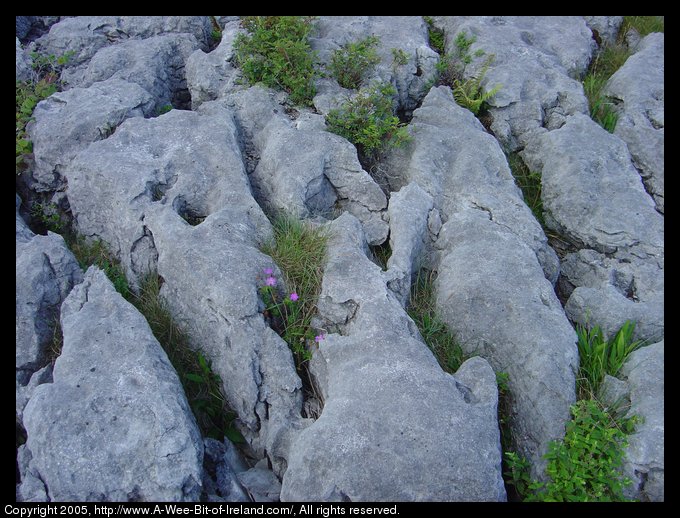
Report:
452,55,501,115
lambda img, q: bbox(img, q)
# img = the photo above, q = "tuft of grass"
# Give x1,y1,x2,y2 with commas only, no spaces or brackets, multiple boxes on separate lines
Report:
576,320,644,400
68,237,131,300
329,35,381,90
233,16,317,106
583,44,630,132
407,269,465,373
507,152,544,227
325,82,410,164
261,215,328,366
620,16,664,38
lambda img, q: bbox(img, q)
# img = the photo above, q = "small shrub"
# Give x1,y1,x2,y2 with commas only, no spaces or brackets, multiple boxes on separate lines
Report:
325,82,410,161
576,320,644,399
261,216,328,369
329,35,381,90
407,269,465,374
432,31,501,115
30,201,65,234
423,16,445,55
233,16,317,106
391,48,409,68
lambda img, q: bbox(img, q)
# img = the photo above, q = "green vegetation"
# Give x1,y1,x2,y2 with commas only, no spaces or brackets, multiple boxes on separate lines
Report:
233,16,317,106
576,320,644,400
432,31,501,116
65,236,242,441
29,202,66,234
621,16,664,37
507,152,544,227
505,320,644,501
423,16,445,55
329,35,381,90
407,270,465,374
584,16,663,133
261,215,329,367
391,48,408,68
157,104,173,116
325,83,410,162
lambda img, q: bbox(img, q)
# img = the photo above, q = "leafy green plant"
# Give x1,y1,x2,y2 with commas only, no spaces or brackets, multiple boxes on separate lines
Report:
431,31,501,115
261,215,328,369
29,202,65,234
506,400,635,502
391,48,408,68
329,35,381,90
233,16,317,106
407,269,465,374
423,16,445,55
326,82,410,161
576,320,644,399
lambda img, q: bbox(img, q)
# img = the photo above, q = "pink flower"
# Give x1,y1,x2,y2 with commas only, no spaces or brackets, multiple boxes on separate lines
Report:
263,268,273,275
265,276,277,287
314,334,325,343
289,292,299,302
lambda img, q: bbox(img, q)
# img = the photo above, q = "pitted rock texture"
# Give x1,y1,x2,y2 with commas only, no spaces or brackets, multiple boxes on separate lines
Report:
19,267,204,502
281,214,506,502
604,33,664,213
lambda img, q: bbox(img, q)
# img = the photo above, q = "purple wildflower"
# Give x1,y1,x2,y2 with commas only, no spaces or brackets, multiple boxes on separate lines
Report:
265,276,277,287
289,292,299,302
314,334,325,343
263,267,273,275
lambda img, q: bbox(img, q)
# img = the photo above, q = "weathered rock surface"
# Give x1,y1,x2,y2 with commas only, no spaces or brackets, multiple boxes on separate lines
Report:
16,37,32,81
186,20,242,109
36,16,212,72
432,16,593,151
29,78,155,192
604,33,664,213
281,213,506,502
224,87,389,245
202,438,250,502
383,87,577,477
584,16,623,46
72,33,200,110
16,196,82,389
619,342,664,502
522,113,664,343
19,267,204,502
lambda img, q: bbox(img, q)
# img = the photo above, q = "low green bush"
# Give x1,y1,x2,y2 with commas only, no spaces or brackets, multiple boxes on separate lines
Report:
329,35,381,90
233,16,317,106
325,82,409,161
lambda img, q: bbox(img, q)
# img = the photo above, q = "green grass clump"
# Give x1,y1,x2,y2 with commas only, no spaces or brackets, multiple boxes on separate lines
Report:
329,35,381,90
504,320,644,501
326,82,410,161
407,270,465,373
576,320,644,400
233,16,317,106
583,44,630,133
68,237,132,299
507,152,544,227
261,215,328,367
621,16,664,37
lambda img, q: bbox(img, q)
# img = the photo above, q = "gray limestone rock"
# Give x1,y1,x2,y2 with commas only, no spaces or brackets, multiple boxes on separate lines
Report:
604,33,664,213
281,213,506,502
16,202,82,388
384,183,433,306
202,438,250,502
583,16,624,46
16,37,33,81
73,33,200,111
186,20,242,109
238,465,282,502
620,342,664,501
16,16,34,40
20,267,204,502
36,16,213,71
383,87,577,477
29,78,155,193
432,16,593,151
